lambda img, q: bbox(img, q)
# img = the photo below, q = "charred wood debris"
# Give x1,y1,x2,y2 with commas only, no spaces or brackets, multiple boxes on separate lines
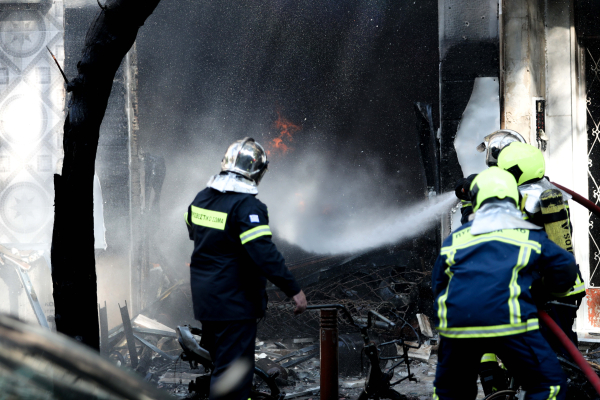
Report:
91,238,439,399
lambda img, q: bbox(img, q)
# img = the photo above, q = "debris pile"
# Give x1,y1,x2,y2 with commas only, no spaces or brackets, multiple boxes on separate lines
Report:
0,244,53,329
96,241,441,399
99,307,443,399
261,244,436,340
249,334,442,400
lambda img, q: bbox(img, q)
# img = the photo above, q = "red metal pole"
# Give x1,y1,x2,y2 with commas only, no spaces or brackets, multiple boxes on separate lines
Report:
320,308,339,400
538,310,600,395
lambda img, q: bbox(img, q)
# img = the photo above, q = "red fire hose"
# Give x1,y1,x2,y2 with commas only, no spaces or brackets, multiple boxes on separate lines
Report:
551,181,600,220
522,184,600,390
538,310,600,394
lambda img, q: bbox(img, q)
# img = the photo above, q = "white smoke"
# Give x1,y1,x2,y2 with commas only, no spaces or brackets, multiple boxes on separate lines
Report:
159,126,452,259
260,153,454,254
449,77,500,232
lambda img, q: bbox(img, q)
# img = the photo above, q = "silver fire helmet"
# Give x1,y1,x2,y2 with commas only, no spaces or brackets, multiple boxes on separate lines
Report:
476,129,526,166
221,137,269,185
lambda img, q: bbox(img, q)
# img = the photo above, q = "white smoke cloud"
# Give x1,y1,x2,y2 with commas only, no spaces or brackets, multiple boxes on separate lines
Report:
260,153,454,254
158,120,452,260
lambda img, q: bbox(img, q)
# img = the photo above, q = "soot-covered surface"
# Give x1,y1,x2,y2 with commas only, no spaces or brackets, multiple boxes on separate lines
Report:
134,0,439,272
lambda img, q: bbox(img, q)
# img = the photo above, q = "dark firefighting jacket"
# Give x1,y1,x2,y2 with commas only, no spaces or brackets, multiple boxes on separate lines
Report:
186,187,301,321
432,222,576,339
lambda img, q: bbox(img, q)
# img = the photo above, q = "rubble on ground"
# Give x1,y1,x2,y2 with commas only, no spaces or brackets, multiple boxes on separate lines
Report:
153,336,443,400
101,311,506,399
100,243,443,399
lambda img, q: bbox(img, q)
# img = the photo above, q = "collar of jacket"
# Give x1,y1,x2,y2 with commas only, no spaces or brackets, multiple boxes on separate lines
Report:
470,201,542,235
207,172,258,194
519,177,572,214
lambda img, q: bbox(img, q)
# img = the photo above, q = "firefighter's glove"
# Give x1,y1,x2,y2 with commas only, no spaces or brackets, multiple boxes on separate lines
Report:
454,174,478,201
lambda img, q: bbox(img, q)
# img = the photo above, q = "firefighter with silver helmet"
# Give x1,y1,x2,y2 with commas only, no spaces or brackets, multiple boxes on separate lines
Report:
454,129,527,223
433,167,577,400
461,132,585,391
185,138,307,400
477,129,528,166
497,142,585,352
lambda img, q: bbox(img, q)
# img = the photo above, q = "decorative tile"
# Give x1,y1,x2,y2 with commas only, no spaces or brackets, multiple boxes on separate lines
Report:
0,3,64,245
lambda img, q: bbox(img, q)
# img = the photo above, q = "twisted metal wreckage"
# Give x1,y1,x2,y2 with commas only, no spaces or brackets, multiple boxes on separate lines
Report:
90,239,439,399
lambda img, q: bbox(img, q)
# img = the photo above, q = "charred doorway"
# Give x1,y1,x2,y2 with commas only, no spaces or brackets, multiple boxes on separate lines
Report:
134,0,441,335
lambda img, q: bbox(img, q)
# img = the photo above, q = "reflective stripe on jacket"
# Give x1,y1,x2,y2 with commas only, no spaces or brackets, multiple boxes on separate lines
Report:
432,222,576,339
186,187,300,321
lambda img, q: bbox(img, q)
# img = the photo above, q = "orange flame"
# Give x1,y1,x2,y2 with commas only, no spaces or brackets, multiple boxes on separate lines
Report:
267,111,301,156
271,137,289,154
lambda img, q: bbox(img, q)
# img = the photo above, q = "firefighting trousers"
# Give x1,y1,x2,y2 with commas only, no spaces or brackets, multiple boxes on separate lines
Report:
434,330,566,400
200,319,257,400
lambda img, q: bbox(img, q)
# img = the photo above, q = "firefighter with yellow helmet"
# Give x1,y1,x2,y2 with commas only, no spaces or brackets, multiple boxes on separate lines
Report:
433,167,577,400
497,141,585,352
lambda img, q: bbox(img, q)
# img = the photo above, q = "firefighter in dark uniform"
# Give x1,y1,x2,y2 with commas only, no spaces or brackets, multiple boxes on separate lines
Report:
497,142,585,353
185,138,307,400
453,130,528,395
455,132,586,396
433,167,577,400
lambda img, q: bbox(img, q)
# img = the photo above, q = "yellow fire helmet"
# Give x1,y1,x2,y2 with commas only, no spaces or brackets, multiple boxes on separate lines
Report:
469,167,519,212
497,142,545,186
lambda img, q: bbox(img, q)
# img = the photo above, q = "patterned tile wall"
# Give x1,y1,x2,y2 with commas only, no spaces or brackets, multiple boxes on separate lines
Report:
0,2,65,248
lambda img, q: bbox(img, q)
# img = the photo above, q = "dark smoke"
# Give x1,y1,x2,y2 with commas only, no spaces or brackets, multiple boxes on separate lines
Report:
135,0,439,267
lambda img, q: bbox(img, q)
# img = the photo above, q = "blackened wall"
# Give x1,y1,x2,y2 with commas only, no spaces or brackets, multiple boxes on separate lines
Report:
438,0,499,191
136,0,439,195
439,42,499,191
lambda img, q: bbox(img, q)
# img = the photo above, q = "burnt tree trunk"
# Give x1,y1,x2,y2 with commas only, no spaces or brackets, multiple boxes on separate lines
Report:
52,0,161,349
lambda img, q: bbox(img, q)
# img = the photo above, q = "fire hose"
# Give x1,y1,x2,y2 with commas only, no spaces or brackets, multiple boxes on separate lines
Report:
538,310,600,395
551,181,600,219
536,183,600,392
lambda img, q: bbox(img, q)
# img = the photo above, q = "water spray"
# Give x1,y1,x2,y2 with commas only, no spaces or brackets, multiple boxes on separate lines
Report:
276,192,456,255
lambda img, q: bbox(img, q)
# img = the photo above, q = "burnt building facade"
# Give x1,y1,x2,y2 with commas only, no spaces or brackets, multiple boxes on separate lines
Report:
439,0,600,334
